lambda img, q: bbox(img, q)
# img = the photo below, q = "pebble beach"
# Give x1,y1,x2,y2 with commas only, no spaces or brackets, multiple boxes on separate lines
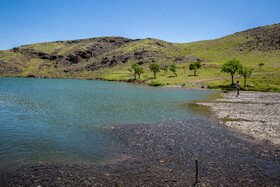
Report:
198,91,280,146
1,91,280,186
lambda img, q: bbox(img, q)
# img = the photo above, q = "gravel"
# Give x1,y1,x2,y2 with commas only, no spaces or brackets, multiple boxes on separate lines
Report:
198,91,280,145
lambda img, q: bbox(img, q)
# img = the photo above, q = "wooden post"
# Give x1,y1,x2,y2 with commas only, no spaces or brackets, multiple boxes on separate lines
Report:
195,158,198,184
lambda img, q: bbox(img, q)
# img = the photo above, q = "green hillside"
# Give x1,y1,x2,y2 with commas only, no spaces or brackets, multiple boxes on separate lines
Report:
0,23,279,91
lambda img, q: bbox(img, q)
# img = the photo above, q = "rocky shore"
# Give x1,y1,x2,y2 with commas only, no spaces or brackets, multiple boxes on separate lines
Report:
198,91,280,146
1,91,280,186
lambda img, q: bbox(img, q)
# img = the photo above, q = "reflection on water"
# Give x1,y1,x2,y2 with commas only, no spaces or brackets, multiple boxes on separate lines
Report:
0,77,215,170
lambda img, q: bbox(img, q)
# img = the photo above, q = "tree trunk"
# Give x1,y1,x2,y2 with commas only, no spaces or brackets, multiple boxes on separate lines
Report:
194,70,196,76
244,77,247,88
134,73,136,80
154,72,156,79
231,73,234,85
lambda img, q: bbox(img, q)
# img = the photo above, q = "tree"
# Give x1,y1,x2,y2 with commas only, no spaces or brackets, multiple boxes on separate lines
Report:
182,66,186,74
136,66,144,79
161,66,168,75
131,63,144,79
258,62,264,71
189,60,201,76
149,63,160,79
169,64,177,76
221,58,243,85
238,66,253,88
128,68,135,79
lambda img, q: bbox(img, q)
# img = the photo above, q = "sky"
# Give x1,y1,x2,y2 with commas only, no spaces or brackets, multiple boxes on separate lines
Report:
0,0,279,50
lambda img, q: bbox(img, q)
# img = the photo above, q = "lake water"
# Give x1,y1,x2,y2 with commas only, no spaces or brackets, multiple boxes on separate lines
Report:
0,77,215,170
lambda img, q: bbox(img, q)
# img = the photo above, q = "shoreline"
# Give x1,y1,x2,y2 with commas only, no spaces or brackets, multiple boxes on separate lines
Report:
0,76,216,91
197,91,280,146
1,86,280,186
2,76,280,93
1,120,280,186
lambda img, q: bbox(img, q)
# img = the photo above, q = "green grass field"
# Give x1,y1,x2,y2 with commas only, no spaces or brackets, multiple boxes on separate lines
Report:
92,28,280,92
1,24,279,92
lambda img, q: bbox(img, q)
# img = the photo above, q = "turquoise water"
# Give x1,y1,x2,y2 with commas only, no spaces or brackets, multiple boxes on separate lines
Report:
0,77,215,170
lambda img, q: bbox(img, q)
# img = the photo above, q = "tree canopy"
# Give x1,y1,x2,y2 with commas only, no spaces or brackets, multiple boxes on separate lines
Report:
169,64,177,76
258,62,264,71
149,63,160,79
238,66,253,88
189,60,201,76
221,58,243,85
131,63,144,79
161,66,168,75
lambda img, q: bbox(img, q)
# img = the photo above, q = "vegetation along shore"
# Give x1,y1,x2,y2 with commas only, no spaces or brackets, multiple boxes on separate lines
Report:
0,23,280,186
0,23,280,92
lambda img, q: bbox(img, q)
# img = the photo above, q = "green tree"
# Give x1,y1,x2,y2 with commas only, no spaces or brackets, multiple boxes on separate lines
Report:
149,63,160,79
161,66,168,75
169,64,177,76
128,68,135,79
131,63,144,79
258,62,264,71
136,66,144,79
182,66,186,74
238,66,253,88
189,60,201,76
221,58,243,85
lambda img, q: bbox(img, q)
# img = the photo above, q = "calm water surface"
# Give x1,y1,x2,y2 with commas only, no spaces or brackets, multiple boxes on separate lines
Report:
0,77,215,170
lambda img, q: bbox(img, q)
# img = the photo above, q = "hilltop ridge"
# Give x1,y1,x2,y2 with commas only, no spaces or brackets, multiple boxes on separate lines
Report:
0,23,279,91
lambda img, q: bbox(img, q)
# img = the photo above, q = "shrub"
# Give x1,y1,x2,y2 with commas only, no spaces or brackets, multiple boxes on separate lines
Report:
149,81,164,86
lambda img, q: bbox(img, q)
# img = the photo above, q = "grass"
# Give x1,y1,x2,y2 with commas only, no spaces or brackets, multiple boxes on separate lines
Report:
93,61,280,92
0,24,279,92
148,81,164,86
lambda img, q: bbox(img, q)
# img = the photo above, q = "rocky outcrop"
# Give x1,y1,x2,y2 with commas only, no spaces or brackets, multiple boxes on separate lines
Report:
1,23,279,78
0,60,23,75
175,55,205,63
16,48,64,61
236,23,280,51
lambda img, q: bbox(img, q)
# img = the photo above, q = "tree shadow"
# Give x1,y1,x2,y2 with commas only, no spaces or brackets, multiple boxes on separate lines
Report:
208,84,237,90
188,75,198,77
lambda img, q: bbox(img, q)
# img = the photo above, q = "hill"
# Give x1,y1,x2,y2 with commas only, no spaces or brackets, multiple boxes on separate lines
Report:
0,23,280,91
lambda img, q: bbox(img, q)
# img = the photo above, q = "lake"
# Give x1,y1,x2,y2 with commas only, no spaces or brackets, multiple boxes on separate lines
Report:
0,77,215,170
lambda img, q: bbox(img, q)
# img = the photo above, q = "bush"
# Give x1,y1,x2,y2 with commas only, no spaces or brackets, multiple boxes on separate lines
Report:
107,78,118,81
265,86,280,92
165,83,173,85
149,81,164,86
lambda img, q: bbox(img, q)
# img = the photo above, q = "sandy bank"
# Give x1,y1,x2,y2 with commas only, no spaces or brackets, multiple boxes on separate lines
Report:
198,91,280,146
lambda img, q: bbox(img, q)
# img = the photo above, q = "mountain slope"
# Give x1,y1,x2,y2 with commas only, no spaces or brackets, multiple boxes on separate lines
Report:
0,23,279,91
175,23,280,63
0,36,183,79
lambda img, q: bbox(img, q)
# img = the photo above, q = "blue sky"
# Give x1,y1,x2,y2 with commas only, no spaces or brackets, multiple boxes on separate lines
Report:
0,0,279,50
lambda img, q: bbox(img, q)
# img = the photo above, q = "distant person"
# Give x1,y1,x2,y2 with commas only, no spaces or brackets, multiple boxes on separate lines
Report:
236,81,240,97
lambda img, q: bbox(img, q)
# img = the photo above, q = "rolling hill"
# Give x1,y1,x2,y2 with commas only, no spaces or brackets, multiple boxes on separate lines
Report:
0,23,279,91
